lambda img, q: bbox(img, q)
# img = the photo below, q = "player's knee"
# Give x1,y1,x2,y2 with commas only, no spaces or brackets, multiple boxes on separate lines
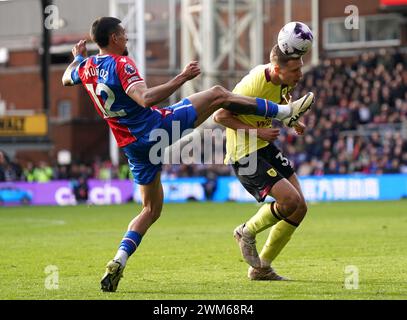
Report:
209,85,230,105
279,194,301,216
286,200,307,225
143,205,162,223
297,200,308,217
289,200,307,224
151,210,161,223
210,85,228,96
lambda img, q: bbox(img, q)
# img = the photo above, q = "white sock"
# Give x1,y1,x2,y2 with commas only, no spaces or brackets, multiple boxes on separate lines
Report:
275,104,291,120
114,249,129,266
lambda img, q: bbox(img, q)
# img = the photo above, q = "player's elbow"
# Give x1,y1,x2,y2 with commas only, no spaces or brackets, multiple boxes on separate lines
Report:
213,109,228,124
142,99,155,108
126,84,153,107
61,73,73,86
141,92,156,108
62,79,71,86
213,113,222,124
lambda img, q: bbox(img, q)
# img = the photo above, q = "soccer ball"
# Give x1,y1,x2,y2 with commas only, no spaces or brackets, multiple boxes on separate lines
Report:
278,21,313,58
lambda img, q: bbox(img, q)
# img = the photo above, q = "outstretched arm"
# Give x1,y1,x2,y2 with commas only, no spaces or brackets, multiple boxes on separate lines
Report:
213,108,280,142
62,40,87,86
126,61,201,108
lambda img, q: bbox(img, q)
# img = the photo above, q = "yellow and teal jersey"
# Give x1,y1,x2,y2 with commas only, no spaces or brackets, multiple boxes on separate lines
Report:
225,64,292,163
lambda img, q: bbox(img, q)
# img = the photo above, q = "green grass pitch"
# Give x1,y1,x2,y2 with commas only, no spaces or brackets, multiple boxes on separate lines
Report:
1,201,406,300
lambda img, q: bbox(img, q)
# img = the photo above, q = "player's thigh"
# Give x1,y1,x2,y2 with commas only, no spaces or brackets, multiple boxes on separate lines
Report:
287,173,305,202
286,173,308,221
263,144,295,180
160,99,198,141
265,145,306,214
232,152,284,203
187,86,228,127
269,178,301,210
123,138,162,186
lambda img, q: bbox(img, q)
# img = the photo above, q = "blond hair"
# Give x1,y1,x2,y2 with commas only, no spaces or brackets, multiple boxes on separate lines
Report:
270,44,300,67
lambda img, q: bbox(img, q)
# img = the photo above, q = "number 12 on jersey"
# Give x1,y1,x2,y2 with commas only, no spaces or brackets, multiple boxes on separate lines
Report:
85,83,127,118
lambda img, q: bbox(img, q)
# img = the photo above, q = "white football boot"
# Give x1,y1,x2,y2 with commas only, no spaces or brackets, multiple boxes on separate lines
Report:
283,92,314,128
248,266,289,281
233,224,261,268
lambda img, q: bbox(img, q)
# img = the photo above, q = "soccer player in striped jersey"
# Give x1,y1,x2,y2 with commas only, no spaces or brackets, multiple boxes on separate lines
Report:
62,17,313,291
214,45,314,280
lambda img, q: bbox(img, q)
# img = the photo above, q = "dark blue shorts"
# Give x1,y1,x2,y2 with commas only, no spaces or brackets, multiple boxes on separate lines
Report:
122,98,198,185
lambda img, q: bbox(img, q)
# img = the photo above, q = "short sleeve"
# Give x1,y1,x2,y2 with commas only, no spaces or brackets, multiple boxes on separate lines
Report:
115,57,144,94
232,71,260,98
70,58,89,85
71,64,82,85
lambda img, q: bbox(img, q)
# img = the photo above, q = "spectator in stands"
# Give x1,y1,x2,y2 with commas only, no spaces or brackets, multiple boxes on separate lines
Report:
118,163,132,180
0,150,7,182
2,49,407,181
72,175,89,204
54,165,70,180
202,170,217,201
0,150,23,182
32,161,53,182
23,162,35,182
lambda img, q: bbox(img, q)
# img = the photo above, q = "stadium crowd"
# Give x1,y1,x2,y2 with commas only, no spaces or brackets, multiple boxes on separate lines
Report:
0,48,406,183
285,48,407,175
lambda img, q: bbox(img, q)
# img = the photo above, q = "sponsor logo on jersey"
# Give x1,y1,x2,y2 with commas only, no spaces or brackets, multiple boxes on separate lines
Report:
128,75,141,83
256,118,272,128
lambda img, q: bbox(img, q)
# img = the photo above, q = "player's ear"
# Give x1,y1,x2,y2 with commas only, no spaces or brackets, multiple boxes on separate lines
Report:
273,64,280,75
111,33,118,44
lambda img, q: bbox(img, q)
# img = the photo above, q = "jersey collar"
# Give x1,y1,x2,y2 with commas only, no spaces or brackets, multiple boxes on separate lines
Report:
264,67,272,82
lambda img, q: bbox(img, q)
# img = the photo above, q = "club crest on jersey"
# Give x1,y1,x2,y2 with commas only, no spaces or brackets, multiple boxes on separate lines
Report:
267,168,277,177
124,63,136,75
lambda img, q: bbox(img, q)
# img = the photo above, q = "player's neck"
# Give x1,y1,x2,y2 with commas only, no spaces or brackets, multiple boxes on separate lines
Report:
99,47,122,56
268,67,282,86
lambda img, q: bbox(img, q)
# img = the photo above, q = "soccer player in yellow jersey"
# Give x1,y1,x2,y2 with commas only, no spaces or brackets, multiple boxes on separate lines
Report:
214,44,314,280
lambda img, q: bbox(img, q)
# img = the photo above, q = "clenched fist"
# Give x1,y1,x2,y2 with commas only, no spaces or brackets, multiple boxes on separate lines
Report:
257,128,280,142
72,40,88,58
180,61,201,80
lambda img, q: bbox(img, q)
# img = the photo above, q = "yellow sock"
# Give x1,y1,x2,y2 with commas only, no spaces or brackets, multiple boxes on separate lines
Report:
245,203,280,235
259,220,297,265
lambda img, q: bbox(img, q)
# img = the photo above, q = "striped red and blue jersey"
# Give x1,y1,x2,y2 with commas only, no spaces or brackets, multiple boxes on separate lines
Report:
71,54,161,147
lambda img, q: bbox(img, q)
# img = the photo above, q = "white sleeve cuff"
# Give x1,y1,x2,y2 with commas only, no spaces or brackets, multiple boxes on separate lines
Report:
125,80,144,94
